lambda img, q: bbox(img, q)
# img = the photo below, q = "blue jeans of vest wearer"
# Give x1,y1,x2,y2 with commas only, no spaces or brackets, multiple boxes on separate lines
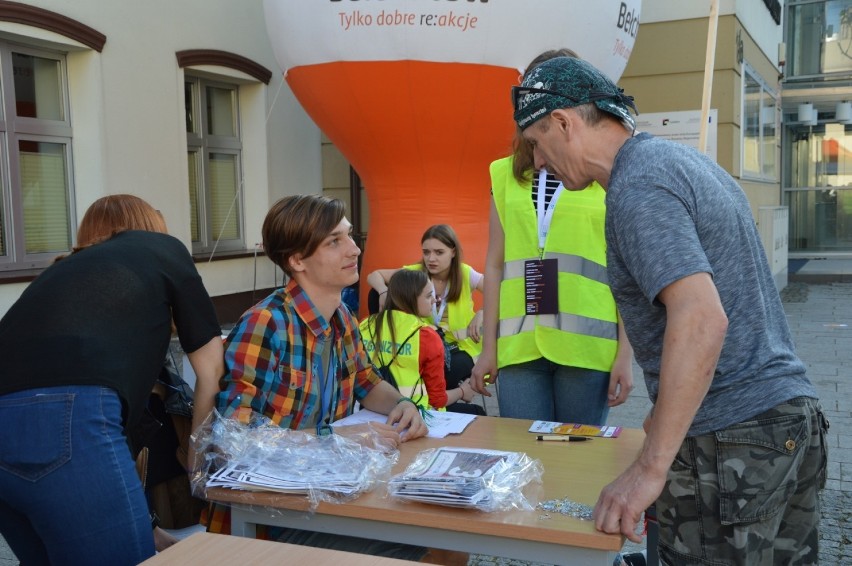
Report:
0,386,154,565
496,358,611,425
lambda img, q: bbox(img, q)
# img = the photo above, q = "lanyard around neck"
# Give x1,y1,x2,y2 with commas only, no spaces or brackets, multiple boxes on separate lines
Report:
431,282,450,326
316,335,336,436
536,169,565,252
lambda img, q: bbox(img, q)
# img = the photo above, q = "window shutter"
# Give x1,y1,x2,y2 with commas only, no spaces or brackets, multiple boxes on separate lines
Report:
208,153,238,241
20,144,71,254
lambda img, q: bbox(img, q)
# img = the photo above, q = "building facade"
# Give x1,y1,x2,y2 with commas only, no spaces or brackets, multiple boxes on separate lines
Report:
783,0,852,257
329,1,852,269
0,0,323,319
325,0,795,283
620,1,784,213
3,1,847,319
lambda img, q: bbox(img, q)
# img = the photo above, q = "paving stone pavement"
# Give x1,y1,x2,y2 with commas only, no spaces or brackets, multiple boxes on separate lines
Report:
782,282,852,566
2,282,849,565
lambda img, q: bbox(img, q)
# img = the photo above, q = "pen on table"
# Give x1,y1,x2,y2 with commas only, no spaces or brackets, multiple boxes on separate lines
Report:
536,435,592,442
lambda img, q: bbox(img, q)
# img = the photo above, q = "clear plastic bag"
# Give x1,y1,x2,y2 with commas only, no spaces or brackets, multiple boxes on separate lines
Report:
190,410,399,509
387,447,543,512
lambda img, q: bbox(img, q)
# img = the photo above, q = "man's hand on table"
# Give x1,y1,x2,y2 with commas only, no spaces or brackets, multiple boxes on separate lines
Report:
592,460,666,543
386,400,428,441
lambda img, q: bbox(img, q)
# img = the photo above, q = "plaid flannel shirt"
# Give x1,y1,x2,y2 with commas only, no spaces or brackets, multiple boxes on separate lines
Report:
215,277,380,427
206,279,381,536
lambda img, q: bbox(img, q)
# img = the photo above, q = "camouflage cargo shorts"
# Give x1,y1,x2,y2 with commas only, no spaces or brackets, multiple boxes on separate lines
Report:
656,397,828,566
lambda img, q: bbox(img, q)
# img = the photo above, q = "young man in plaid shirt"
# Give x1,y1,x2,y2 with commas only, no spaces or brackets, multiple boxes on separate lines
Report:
206,195,429,559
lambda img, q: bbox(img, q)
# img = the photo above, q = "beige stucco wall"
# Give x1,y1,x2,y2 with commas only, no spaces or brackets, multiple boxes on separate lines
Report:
321,133,352,207
321,133,371,234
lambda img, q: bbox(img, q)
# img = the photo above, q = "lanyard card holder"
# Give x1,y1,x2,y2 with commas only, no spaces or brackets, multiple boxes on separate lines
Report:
524,258,558,315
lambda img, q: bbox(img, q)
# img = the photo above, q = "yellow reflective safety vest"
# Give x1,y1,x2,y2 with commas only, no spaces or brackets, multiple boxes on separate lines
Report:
403,262,482,360
489,156,618,372
359,311,432,410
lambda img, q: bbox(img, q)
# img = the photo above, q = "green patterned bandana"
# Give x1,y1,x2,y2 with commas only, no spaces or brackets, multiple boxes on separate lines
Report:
513,57,637,131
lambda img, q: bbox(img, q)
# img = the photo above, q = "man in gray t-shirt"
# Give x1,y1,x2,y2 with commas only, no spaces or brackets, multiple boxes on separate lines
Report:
511,56,827,564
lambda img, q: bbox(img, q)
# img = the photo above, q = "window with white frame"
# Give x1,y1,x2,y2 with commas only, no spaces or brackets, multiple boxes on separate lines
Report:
0,42,74,271
742,64,779,181
184,75,244,254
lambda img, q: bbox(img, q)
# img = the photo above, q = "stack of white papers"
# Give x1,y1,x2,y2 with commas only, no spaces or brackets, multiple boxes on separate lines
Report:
388,447,531,510
207,446,368,495
203,430,394,499
331,408,476,438
207,461,363,495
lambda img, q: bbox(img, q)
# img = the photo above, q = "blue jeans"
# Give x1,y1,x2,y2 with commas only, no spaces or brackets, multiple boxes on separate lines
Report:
497,358,610,424
0,386,154,565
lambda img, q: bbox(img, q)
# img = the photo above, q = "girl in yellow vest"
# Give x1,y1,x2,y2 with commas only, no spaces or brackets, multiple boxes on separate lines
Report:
360,270,476,411
470,49,634,426
367,224,485,415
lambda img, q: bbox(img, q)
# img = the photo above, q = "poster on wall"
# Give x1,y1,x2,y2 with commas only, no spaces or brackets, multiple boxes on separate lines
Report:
635,110,718,161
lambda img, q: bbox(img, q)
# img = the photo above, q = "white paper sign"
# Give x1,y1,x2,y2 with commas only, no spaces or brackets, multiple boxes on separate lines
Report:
635,109,718,161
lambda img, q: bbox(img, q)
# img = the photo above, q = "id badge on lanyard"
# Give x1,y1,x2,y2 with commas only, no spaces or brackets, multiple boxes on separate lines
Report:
316,341,336,437
432,284,449,327
526,170,564,316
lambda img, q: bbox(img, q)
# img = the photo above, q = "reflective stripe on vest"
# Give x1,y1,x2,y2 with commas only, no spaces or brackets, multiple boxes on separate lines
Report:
499,312,617,341
502,253,609,286
490,156,618,371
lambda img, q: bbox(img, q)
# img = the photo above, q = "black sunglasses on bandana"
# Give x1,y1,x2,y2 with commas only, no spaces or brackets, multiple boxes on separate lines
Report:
511,85,634,113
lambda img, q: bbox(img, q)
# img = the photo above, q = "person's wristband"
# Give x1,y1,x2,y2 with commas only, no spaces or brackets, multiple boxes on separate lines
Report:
396,396,416,407
379,290,388,295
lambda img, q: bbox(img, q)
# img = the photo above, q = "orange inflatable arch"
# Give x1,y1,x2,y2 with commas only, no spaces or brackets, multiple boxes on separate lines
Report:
263,0,641,315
